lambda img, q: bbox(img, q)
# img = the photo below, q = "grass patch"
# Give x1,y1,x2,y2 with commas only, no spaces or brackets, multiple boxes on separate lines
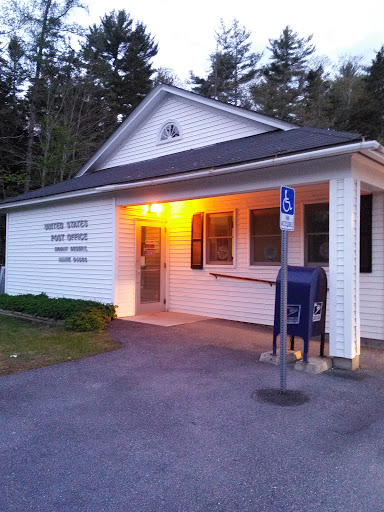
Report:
0,314,122,377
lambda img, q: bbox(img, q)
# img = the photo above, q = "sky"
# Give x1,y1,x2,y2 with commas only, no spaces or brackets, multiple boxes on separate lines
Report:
76,0,384,83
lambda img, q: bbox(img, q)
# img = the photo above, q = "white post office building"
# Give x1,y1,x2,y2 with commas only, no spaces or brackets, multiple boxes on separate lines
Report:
2,85,384,370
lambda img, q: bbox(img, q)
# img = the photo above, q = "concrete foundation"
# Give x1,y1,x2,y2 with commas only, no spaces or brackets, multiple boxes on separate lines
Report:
332,355,360,371
260,350,302,365
294,356,332,374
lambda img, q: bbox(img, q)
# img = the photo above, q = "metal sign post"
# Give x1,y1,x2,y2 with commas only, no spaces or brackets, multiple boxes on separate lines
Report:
280,229,288,393
279,186,295,393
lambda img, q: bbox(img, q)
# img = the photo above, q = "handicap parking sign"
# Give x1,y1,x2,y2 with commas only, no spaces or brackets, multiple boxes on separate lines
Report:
280,186,295,231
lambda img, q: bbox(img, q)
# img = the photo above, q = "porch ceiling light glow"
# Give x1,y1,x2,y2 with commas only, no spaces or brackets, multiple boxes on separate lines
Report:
149,203,162,214
140,203,162,215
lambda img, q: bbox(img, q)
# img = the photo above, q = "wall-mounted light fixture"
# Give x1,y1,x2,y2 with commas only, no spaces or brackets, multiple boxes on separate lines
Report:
149,203,162,214
140,203,162,216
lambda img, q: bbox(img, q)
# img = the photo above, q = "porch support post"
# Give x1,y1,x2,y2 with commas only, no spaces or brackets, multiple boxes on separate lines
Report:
329,177,361,370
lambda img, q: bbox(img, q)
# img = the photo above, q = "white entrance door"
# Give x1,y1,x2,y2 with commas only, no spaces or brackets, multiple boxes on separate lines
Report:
136,222,166,314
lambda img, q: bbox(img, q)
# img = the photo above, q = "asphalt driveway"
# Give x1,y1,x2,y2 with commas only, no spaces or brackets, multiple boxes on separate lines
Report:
1,318,384,512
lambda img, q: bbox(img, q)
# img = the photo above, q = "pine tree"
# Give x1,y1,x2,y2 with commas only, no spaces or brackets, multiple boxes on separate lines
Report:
5,35,26,104
348,47,384,142
252,26,315,121
82,10,158,138
5,0,87,191
153,67,183,87
190,51,236,103
299,64,331,127
216,19,261,106
0,35,27,197
326,56,365,132
365,46,384,142
191,19,261,107
34,47,110,186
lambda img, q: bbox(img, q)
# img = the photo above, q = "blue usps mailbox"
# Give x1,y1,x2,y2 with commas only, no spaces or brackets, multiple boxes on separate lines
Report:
273,265,327,362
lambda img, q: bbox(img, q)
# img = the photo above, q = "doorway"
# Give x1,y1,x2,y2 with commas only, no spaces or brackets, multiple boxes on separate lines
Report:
136,221,166,314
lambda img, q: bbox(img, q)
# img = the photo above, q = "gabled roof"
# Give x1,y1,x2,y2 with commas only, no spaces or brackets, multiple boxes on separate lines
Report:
75,84,296,177
0,127,364,206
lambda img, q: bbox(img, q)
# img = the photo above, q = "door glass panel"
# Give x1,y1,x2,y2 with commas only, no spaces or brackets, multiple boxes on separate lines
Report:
140,226,161,303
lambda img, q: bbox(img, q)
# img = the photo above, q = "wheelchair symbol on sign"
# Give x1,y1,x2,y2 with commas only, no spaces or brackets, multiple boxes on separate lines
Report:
282,190,292,213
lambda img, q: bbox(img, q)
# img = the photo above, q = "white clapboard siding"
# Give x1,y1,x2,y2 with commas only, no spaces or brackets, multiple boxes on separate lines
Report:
100,97,271,170
6,197,115,304
167,185,330,329
116,206,137,316
360,193,384,340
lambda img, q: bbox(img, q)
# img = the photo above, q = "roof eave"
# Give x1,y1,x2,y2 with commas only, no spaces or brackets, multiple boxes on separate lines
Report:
1,140,382,212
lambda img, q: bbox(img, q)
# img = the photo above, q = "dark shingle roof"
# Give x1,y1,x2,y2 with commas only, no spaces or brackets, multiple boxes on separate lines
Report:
1,126,362,205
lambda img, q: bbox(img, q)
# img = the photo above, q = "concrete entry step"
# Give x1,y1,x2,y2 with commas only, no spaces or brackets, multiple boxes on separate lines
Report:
260,350,302,365
120,312,211,327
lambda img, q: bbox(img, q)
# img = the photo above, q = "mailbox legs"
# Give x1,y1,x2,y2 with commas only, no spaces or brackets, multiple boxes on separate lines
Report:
273,334,325,363
320,334,325,358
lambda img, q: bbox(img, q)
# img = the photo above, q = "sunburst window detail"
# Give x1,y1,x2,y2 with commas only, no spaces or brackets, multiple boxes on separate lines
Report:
158,122,181,143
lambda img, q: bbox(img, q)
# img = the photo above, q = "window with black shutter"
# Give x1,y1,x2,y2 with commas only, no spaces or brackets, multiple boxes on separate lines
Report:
191,213,204,269
304,195,373,273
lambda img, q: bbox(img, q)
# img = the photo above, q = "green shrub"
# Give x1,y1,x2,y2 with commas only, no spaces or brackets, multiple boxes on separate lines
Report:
64,308,107,332
0,293,117,331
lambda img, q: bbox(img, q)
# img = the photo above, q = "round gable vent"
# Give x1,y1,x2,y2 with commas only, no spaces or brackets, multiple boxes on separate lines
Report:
159,122,181,143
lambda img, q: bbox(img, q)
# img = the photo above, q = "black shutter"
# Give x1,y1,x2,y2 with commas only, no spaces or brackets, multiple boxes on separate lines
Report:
191,213,204,269
360,194,372,273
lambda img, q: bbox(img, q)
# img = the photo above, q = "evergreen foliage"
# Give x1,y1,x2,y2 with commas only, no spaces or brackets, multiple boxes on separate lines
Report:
251,25,315,121
0,4,158,195
326,56,365,132
347,47,384,143
299,65,331,128
190,19,261,106
83,10,158,139
153,67,183,87
0,9,383,206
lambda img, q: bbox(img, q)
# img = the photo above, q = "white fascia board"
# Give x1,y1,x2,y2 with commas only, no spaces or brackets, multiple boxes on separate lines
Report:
94,141,383,193
75,84,296,177
0,188,107,211
352,153,384,191
359,147,384,166
2,140,383,212
114,156,351,207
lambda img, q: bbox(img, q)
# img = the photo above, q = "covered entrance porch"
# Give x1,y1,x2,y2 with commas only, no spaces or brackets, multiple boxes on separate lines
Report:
114,153,384,369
